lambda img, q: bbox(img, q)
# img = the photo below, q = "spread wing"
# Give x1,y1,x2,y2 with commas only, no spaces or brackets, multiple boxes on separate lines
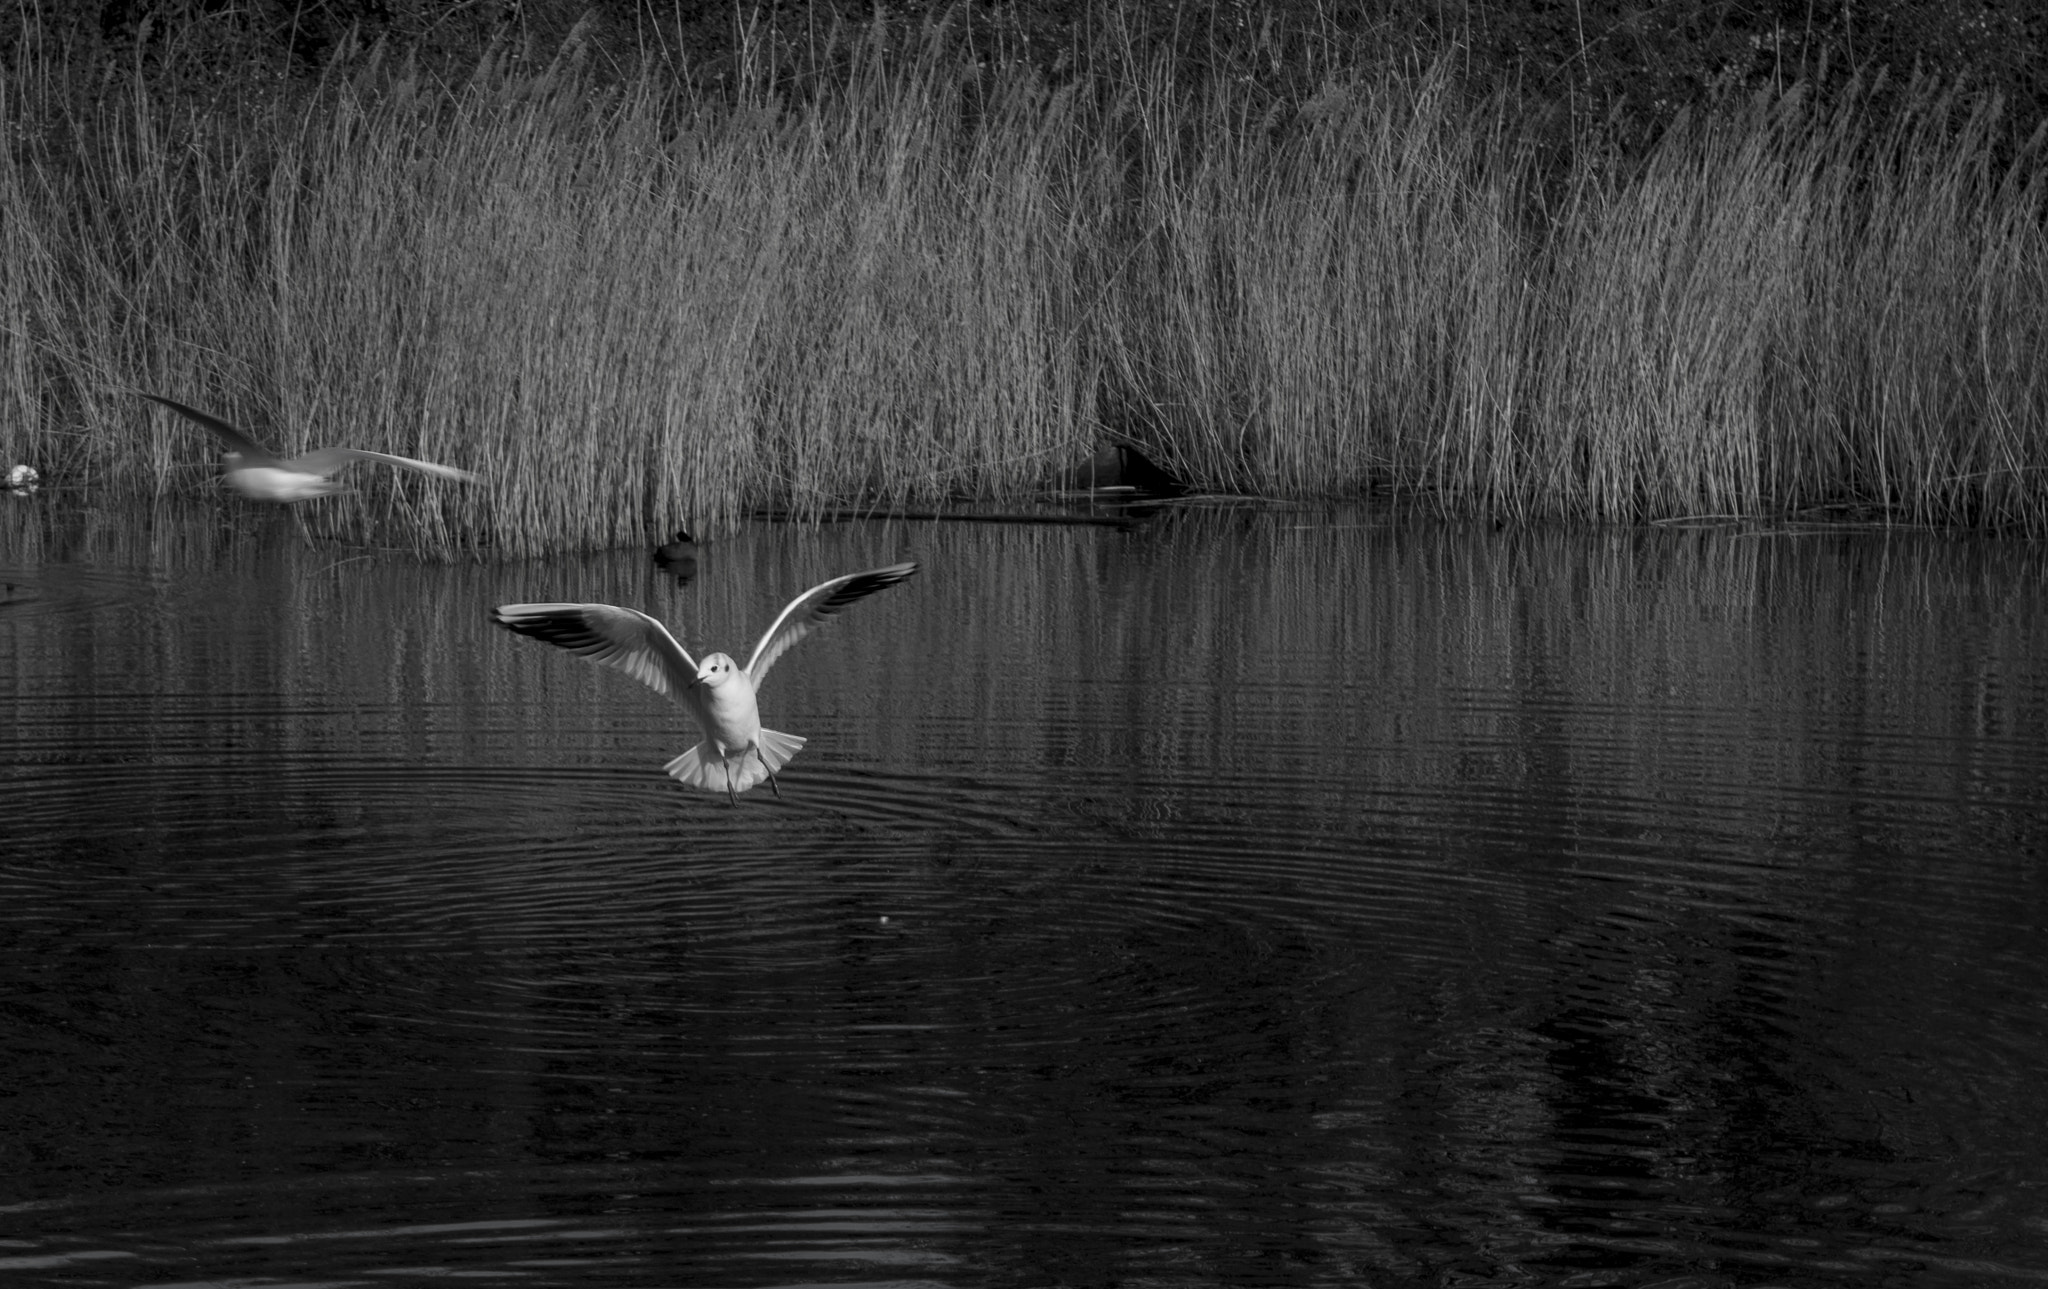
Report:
295,447,477,483
138,393,279,465
743,561,919,689
492,603,700,700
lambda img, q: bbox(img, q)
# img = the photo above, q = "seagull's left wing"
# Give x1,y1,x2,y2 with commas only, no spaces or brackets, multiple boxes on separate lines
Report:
492,603,700,699
743,561,919,689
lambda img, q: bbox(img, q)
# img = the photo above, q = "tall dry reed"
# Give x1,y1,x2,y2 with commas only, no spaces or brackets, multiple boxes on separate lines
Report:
2,16,2044,555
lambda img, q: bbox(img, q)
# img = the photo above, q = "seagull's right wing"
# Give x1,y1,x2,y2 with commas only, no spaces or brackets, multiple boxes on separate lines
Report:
492,603,700,700
309,447,477,483
137,393,278,465
743,561,919,689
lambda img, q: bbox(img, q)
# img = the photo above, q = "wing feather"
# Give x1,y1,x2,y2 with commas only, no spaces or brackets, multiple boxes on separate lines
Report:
492,603,700,700
743,561,919,688
302,446,476,482
137,393,278,465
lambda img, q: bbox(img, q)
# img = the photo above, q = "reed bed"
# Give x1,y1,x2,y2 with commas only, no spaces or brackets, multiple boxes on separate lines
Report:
2,18,2044,555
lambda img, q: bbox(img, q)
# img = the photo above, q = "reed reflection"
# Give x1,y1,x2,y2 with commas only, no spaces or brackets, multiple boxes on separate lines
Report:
1,502,2045,1287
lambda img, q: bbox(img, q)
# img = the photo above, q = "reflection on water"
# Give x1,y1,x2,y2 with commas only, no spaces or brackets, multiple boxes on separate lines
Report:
2,496,2046,1287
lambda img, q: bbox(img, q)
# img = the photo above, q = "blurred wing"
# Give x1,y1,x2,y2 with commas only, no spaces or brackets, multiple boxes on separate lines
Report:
492,603,700,699
138,393,277,465
304,446,477,483
743,561,919,689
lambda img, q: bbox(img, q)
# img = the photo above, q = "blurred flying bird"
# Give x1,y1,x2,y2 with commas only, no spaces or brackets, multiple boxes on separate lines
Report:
492,561,919,803
138,393,477,502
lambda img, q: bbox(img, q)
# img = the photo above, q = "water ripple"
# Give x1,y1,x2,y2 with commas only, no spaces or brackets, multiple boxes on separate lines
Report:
4,513,2047,1289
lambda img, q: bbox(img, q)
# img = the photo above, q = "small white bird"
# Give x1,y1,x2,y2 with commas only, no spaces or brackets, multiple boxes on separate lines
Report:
493,562,919,803
139,393,476,501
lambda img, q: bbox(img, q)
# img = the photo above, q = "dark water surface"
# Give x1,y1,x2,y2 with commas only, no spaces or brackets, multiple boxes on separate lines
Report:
3,499,2046,1288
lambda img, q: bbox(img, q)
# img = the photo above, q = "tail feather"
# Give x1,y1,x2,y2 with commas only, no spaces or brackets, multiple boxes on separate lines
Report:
664,729,806,795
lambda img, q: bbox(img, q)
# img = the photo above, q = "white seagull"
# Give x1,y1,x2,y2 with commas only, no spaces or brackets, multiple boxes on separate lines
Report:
139,392,477,501
492,562,919,803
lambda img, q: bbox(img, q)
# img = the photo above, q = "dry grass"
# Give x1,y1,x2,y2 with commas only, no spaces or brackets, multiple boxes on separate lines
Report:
2,18,2044,556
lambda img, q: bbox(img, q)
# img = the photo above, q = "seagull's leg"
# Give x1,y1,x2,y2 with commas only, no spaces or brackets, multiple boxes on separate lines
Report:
757,746,781,799
724,757,739,806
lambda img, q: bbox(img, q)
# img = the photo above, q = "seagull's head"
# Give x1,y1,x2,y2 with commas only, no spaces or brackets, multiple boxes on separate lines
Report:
696,652,742,689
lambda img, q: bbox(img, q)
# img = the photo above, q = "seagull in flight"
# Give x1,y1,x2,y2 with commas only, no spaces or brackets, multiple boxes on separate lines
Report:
493,562,919,802
138,392,477,501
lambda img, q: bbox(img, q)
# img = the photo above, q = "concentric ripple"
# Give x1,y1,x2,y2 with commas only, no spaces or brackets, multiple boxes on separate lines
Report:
2,510,2046,1289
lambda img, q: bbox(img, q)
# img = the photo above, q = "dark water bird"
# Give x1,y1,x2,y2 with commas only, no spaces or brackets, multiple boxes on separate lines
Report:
493,561,919,804
653,528,699,584
138,393,477,502
654,528,698,564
